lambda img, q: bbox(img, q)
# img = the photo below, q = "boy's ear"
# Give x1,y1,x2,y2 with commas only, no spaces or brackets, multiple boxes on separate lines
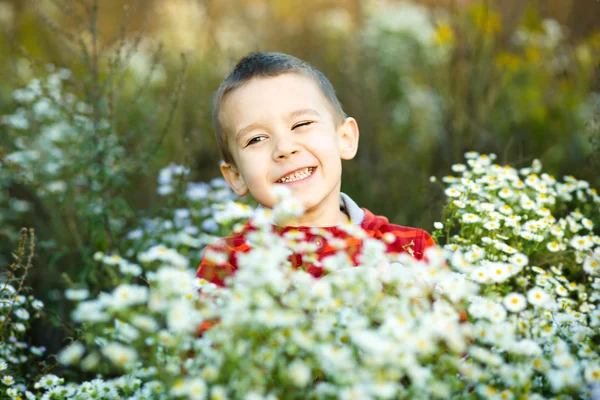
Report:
338,117,359,160
220,161,249,196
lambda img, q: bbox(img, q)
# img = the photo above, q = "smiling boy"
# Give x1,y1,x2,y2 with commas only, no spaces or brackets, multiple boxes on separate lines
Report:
197,52,435,286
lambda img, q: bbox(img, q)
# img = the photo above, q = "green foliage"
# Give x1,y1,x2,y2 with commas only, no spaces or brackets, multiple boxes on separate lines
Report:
0,228,49,391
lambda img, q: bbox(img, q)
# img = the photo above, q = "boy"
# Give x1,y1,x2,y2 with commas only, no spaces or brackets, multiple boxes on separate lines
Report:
197,52,435,287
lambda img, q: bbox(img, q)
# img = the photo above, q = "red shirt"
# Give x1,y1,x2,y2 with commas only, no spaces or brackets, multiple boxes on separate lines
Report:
197,207,436,287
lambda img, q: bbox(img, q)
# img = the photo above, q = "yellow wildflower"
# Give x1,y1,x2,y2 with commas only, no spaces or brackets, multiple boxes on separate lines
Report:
496,52,521,71
434,23,455,46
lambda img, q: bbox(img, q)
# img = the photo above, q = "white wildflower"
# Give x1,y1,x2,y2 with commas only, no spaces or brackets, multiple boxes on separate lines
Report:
570,235,594,251
483,220,500,230
462,213,481,224
527,287,551,307
110,284,149,309
101,343,138,368
34,374,62,389
503,293,527,313
583,255,600,275
288,360,311,387
58,342,85,366
509,253,528,268
488,263,510,283
65,288,90,301
445,187,462,197
131,315,159,332
2,375,14,386
14,309,29,320
584,364,600,383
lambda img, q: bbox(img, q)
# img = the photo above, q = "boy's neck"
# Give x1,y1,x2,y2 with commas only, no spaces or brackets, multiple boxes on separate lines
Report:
279,188,350,228
285,208,350,228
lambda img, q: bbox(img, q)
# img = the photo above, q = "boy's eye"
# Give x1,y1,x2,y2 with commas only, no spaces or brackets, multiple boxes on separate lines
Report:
293,121,313,129
246,136,266,146
245,122,313,146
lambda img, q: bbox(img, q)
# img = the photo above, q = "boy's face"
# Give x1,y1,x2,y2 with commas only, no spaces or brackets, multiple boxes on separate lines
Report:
219,73,359,222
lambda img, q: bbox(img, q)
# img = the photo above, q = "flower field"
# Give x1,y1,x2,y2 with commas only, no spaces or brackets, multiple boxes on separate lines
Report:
0,0,599,398
1,153,599,399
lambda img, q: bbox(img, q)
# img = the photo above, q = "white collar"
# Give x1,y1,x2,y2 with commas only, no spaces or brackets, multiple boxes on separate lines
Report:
254,192,365,225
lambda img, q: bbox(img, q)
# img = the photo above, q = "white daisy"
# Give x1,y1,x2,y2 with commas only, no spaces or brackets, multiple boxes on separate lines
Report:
470,267,491,283
536,207,551,217
488,263,510,283
546,241,561,252
442,175,459,183
465,249,485,263
520,195,536,210
497,188,514,199
102,254,123,266
527,287,550,307
505,215,522,228
536,192,554,205
509,253,528,268
445,187,462,198
550,226,564,237
65,288,90,301
14,309,30,320
34,374,62,389
184,379,207,400
2,375,14,386
503,293,527,312
483,220,500,230
570,235,594,251
58,342,85,366
570,209,584,220
462,213,481,224
101,343,138,367
288,360,311,387
555,285,568,297
583,256,599,275
584,364,600,383
498,204,513,215
453,200,466,208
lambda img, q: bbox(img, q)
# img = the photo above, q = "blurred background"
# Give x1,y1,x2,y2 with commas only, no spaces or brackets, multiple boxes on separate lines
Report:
0,0,599,355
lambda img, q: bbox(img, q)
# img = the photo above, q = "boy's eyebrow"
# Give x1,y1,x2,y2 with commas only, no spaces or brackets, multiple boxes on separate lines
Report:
235,108,321,143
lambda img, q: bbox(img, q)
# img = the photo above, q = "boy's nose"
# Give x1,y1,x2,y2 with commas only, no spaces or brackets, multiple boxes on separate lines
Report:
273,136,300,160
276,149,299,160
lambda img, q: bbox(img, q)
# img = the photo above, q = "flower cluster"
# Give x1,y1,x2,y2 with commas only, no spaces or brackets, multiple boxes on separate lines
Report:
19,164,596,398
3,153,599,398
188,243,477,398
0,283,45,399
2,67,122,201
361,1,445,69
117,166,252,272
359,1,448,150
432,152,600,396
49,193,487,398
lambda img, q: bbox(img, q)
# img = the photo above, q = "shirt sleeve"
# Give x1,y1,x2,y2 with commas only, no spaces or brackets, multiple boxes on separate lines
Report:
197,242,236,288
422,229,436,249
419,229,437,262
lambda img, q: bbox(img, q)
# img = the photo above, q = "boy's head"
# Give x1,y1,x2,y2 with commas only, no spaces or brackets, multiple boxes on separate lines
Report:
213,52,359,222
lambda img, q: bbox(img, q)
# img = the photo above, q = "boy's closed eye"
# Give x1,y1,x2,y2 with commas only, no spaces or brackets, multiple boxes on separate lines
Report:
245,121,314,147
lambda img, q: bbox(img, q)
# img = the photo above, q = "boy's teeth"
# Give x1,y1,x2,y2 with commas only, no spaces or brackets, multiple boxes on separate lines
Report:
278,167,314,183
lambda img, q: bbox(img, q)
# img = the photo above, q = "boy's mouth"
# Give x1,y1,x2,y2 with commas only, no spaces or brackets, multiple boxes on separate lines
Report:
276,167,316,183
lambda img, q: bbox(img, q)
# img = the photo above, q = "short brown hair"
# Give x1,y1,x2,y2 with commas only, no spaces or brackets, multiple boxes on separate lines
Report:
212,52,347,165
